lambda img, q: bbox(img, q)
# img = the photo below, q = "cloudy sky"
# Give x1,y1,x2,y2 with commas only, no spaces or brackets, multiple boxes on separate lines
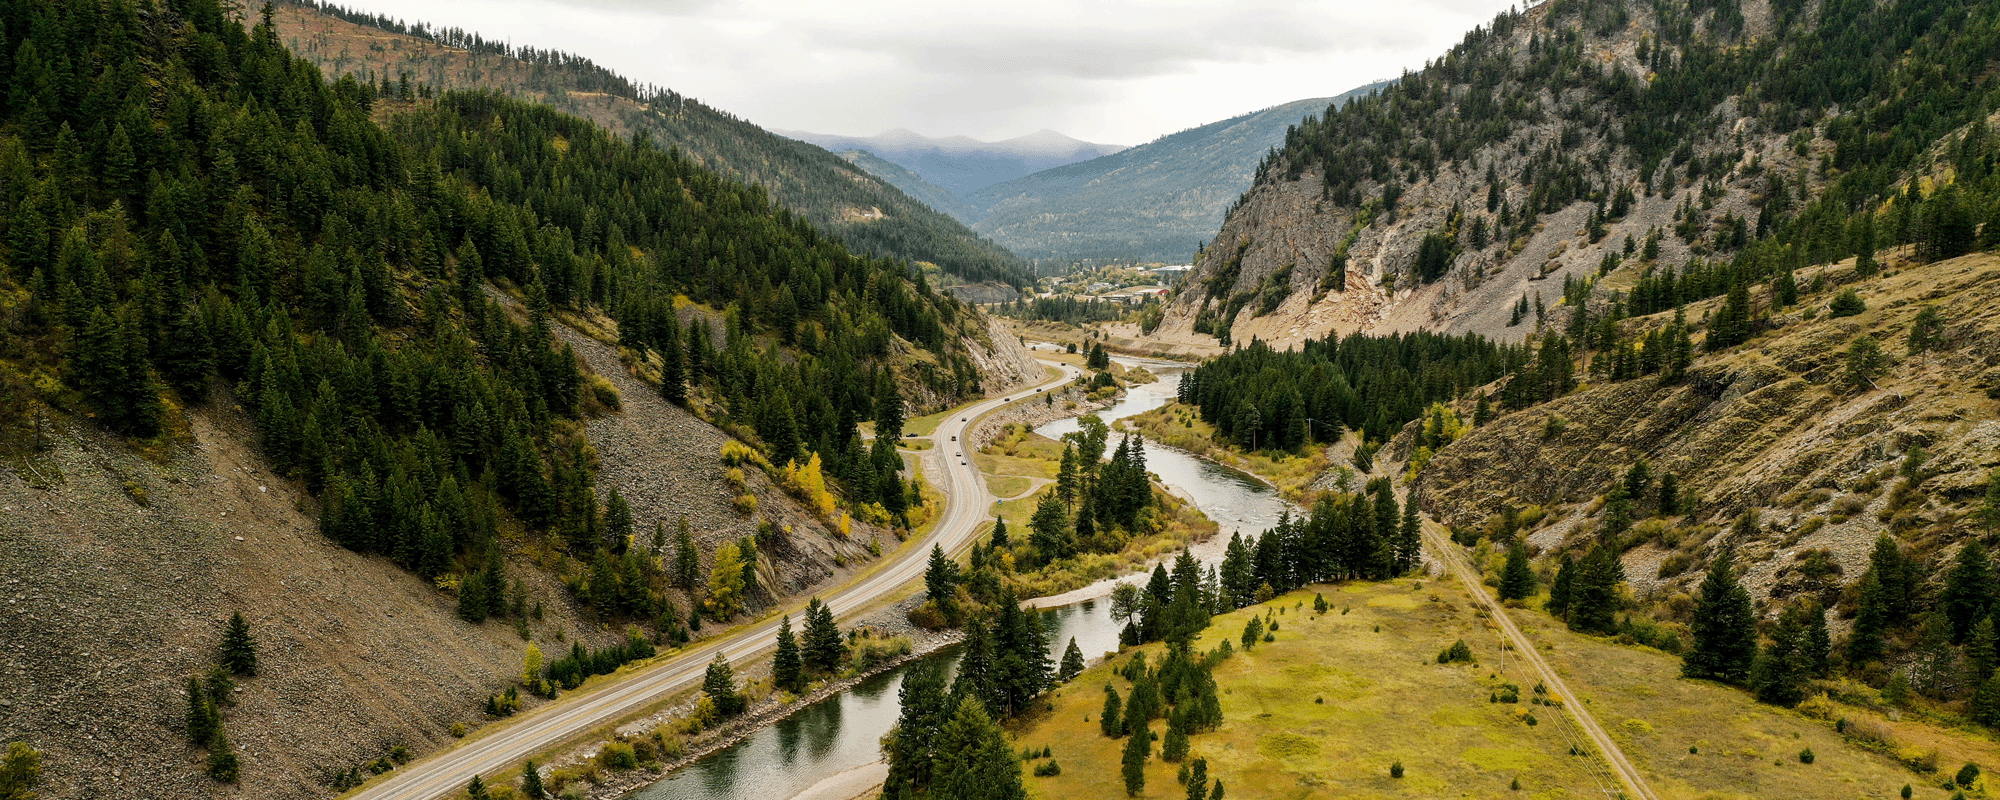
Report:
325,0,1521,146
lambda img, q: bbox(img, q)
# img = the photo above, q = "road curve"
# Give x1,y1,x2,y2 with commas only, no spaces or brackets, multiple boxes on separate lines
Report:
1419,517,1661,800
351,360,1085,800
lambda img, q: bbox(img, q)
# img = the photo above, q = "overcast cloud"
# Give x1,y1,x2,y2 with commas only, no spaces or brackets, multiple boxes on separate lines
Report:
325,0,1520,145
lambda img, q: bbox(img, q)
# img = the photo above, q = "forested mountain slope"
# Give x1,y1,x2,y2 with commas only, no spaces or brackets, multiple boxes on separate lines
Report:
0,1,1032,797
270,0,1032,291
1157,0,2000,350
967,85,1387,265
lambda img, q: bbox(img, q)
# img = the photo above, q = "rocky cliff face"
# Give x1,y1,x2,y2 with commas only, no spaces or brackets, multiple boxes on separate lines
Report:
1411,251,2000,611
1157,0,1818,350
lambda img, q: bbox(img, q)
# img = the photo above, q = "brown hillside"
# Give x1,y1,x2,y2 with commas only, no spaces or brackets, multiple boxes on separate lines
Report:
1413,251,2000,614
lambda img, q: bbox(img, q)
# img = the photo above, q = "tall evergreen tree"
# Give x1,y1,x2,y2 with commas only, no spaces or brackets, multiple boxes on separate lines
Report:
882,658,952,795
521,760,545,799
1060,637,1086,682
702,653,745,717
773,615,804,693
219,612,258,677
930,696,1027,800
1684,549,1757,684
186,675,219,747
803,598,845,673
1944,540,1995,642
673,516,700,591
1546,552,1576,618
1498,543,1537,601
1121,716,1150,796
1846,570,1889,666
1101,683,1124,738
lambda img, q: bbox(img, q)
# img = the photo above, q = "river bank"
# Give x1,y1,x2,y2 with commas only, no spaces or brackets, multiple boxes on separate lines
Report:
547,595,963,800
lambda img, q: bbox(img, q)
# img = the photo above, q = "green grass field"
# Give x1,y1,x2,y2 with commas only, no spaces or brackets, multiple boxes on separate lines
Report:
1015,579,1602,799
1010,576,2000,800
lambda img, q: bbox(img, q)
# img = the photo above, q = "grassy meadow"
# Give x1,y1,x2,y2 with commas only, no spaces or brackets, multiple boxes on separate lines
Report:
1009,577,1998,799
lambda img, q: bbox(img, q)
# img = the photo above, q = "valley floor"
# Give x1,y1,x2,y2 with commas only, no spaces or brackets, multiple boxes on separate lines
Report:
1013,571,2000,800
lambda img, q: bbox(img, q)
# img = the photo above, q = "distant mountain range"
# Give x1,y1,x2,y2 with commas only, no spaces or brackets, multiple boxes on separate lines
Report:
791,86,1388,266
779,128,1128,197
968,84,1388,264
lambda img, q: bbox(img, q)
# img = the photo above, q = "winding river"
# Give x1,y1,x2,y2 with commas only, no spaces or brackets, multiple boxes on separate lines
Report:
627,357,1289,800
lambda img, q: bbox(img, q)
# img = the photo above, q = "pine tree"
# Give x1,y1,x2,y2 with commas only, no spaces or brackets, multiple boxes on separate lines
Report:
804,598,846,673
522,760,545,799
991,516,1010,549
186,675,220,747
1684,549,1757,684
1121,716,1150,796
1751,600,1816,707
1546,553,1575,618
1060,637,1086,682
1101,684,1124,738
925,545,960,604
1974,672,2000,728
930,695,1027,800
703,653,745,716
219,612,258,677
773,615,804,693
1567,545,1623,635
1499,543,1537,601
1161,711,1190,763
1847,570,1889,666
465,774,490,800
673,516,699,591
1968,616,1999,688
1185,757,1209,800
1396,492,1422,572
605,487,633,550
883,659,951,796
1945,540,1995,642
205,731,240,783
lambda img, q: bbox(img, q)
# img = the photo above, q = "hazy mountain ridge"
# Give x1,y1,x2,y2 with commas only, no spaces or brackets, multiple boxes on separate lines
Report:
780,127,1128,198
966,85,1389,264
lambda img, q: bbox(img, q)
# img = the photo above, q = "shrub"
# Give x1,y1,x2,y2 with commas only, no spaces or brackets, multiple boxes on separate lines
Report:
1958,763,1982,788
1033,760,1062,777
1390,761,1405,778
1438,640,1475,664
1799,748,1815,764
450,722,467,738
600,741,638,770
1829,289,1866,317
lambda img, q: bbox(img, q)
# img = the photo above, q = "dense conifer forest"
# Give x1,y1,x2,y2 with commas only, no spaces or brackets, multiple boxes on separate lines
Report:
1177,332,1524,448
271,0,1035,290
0,0,977,623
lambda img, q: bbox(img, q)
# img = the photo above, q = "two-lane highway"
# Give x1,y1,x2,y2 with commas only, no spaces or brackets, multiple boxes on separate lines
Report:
351,359,1083,800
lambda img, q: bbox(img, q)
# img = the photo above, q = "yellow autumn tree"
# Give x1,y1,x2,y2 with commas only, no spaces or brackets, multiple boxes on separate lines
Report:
705,542,746,620
522,643,543,685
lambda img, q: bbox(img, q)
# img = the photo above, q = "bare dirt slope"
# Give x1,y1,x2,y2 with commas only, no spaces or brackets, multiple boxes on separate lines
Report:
0,403,619,800
550,323,886,599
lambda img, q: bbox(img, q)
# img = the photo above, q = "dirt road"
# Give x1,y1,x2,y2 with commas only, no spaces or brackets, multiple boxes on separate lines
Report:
1420,518,1661,800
